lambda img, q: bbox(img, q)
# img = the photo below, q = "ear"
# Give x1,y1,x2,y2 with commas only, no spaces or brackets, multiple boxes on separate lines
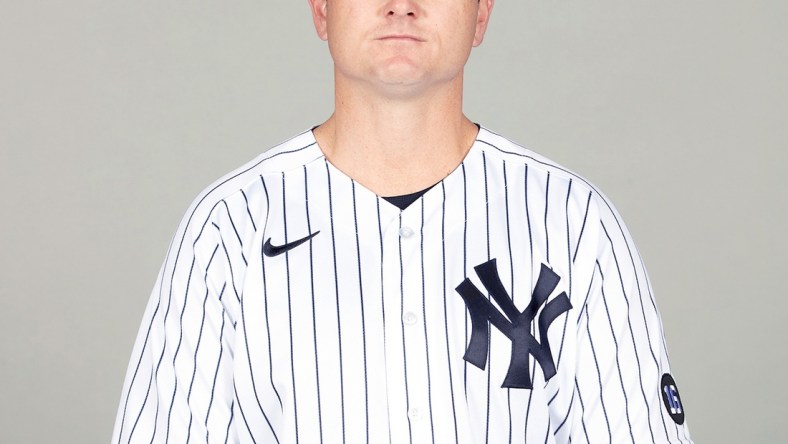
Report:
472,0,495,47
308,0,329,41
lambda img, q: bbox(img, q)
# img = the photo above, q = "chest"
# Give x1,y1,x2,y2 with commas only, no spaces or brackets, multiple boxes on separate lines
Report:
230,166,590,442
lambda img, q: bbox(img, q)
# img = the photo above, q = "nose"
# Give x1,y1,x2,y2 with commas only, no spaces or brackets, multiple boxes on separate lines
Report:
384,0,419,18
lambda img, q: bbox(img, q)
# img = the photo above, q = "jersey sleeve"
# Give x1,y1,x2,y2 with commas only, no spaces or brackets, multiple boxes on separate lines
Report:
112,201,244,443
571,192,693,444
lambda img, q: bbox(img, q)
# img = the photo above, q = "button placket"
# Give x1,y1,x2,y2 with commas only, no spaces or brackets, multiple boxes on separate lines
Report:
399,217,419,329
397,211,432,436
399,219,420,330
379,212,428,442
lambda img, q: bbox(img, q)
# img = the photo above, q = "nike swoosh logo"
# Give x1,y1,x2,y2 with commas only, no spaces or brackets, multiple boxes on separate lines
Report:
263,231,320,257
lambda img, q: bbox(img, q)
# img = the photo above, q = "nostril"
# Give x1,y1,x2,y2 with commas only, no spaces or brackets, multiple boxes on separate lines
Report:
386,6,416,17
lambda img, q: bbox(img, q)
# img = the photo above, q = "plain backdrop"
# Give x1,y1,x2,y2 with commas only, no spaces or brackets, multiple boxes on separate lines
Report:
1,1,786,442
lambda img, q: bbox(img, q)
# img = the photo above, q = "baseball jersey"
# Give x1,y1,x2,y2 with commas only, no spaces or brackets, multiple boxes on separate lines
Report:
113,127,693,443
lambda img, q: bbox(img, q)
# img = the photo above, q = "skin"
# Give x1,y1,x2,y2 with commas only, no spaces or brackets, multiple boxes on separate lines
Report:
307,0,495,196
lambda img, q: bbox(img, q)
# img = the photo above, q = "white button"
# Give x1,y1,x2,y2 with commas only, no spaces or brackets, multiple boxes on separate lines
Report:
402,312,418,325
399,226,414,238
408,407,422,421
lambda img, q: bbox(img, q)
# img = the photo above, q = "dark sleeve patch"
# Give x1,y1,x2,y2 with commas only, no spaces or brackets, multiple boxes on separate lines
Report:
660,373,686,425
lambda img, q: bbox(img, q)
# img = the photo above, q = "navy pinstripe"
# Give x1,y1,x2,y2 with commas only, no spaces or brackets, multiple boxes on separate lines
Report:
205,283,228,441
482,152,492,444
324,160,347,443
260,178,283,409
503,160,514,444
165,255,196,441
304,166,325,443
596,260,636,443
521,163,538,442
585,307,612,442
554,180,574,372
282,173,301,444
440,182,460,444
419,200,437,444
351,180,372,443
573,379,591,444
461,163,469,396
544,172,551,264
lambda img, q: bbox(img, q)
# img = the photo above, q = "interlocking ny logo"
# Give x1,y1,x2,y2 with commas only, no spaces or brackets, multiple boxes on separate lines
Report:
456,259,572,389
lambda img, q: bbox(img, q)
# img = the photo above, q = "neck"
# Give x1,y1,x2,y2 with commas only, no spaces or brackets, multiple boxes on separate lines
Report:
313,74,478,197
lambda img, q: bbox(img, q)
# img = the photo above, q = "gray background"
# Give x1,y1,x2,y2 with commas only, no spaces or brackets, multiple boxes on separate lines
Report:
1,1,786,442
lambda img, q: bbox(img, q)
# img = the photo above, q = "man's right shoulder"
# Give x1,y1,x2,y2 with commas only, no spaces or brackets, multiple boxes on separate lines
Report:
177,129,323,235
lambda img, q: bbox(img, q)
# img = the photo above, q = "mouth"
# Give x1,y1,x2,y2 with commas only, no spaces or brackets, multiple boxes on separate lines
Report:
377,34,424,42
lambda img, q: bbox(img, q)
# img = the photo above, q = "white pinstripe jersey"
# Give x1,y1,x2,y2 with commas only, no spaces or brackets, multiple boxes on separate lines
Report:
113,127,693,443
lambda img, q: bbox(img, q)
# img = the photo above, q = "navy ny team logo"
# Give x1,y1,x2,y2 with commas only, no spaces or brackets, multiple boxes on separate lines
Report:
456,260,572,389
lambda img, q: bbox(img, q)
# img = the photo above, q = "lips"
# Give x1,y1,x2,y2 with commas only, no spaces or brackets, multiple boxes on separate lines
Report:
377,34,425,42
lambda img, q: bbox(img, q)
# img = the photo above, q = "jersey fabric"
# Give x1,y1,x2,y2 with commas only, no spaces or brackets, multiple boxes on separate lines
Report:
113,127,693,443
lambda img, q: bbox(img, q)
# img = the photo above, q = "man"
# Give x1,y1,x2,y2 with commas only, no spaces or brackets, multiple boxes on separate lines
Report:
113,0,693,442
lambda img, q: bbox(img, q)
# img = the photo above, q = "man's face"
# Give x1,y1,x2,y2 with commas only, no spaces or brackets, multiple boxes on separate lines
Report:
309,0,494,97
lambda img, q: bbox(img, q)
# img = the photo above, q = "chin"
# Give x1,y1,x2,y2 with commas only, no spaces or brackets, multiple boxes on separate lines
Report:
374,60,430,83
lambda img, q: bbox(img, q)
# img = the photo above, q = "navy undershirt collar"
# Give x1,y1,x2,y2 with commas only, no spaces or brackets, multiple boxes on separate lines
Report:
382,184,436,210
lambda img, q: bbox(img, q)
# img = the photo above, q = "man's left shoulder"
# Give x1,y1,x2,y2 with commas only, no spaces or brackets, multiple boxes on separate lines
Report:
476,126,593,189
